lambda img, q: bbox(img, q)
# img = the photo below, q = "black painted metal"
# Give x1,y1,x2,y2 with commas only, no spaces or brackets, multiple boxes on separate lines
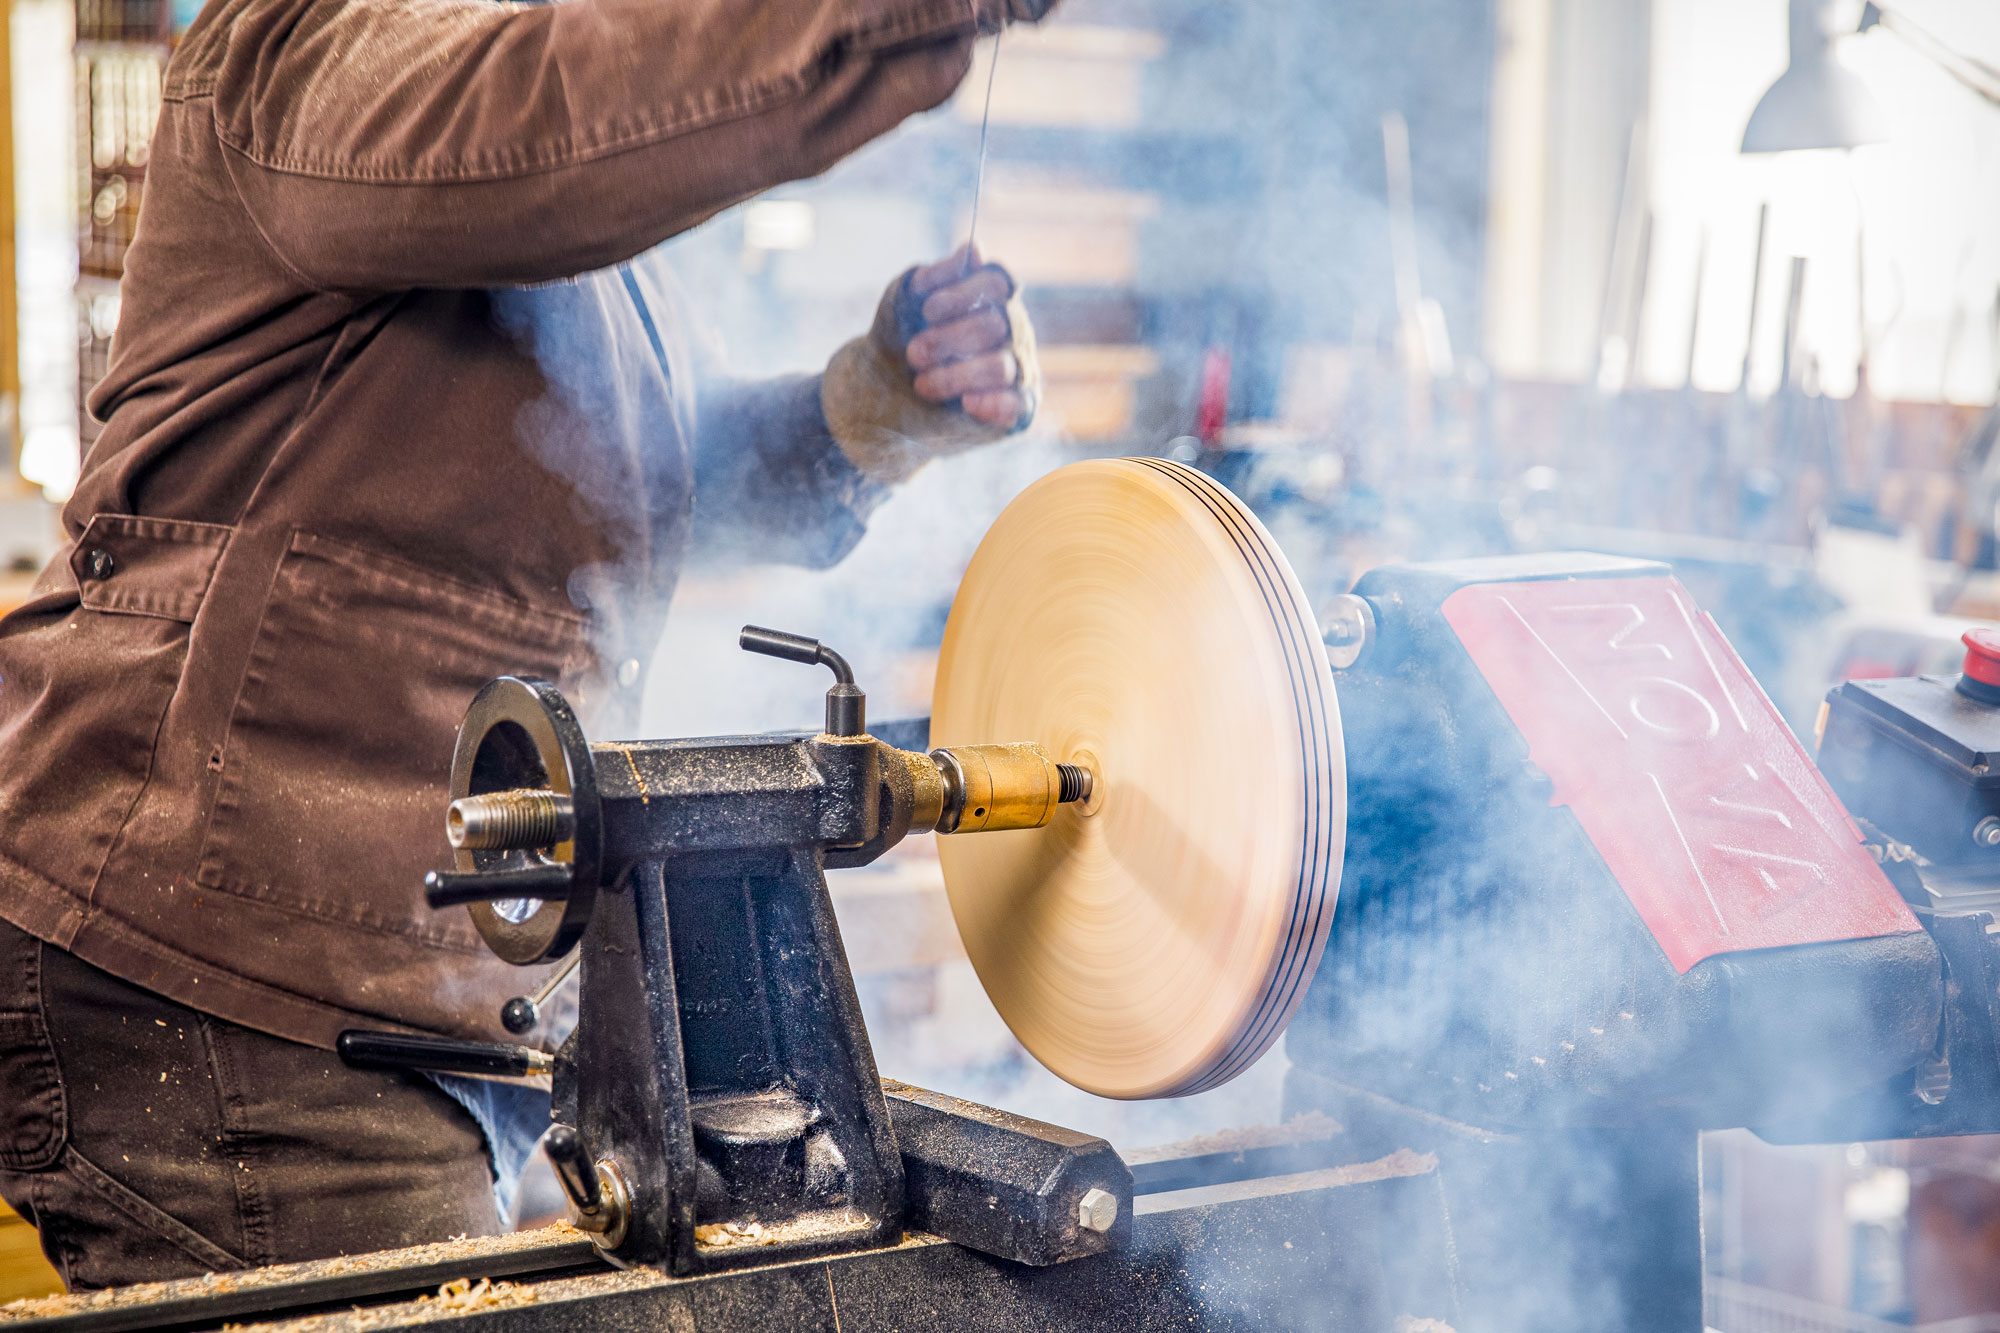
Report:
503,1171,1449,1333
423,865,577,908
738,624,867,736
1759,661,2000,1141
868,716,931,754
420,642,1130,1279
1758,911,2000,1143
1820,670,2000,872
7,1161,1454,1332
280,569,2000,1329
883,1082,1131,1267
335,1030,544,1080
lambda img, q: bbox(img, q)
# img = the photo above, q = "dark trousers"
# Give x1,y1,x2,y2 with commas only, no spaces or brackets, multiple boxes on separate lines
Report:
0,920,500,1290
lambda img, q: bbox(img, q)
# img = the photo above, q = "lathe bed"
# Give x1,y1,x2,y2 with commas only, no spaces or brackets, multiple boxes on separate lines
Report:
3,1123,1456,1332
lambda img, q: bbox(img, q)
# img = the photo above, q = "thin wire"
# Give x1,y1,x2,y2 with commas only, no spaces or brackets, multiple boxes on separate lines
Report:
964,30,1003,274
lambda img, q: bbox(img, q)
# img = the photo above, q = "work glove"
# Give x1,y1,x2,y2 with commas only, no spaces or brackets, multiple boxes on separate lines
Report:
823,245,1041,487
977,0,1061,31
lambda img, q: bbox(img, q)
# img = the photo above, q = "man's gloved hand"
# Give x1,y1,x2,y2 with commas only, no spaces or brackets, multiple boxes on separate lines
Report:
823,245,1041,487
976,0,1060,32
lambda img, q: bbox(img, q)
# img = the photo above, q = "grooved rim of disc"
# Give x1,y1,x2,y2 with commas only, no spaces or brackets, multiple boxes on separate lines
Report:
932,458,1344,1099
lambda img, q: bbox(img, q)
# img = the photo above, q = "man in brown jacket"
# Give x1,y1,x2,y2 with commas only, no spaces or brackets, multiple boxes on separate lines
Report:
0,0,1057,1289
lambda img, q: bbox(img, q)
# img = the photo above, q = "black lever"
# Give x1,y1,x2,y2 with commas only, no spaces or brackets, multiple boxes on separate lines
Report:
739,625,866,737
543,1123,631,1248
545,1124,604,1214
424,866,575,909
336,1029,552,1080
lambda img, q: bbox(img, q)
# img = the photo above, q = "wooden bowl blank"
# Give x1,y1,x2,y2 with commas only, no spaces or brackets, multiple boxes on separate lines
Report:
932,458,1344,1099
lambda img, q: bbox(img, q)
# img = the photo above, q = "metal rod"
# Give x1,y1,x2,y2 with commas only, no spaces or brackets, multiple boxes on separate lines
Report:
965,29,1003,272
502,949,582,1034
1739,202,1769,394
424,866,575,909
337,1029,554,1080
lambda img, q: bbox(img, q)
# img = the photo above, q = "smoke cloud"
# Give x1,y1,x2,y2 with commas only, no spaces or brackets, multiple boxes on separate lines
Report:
485,2,1912,1327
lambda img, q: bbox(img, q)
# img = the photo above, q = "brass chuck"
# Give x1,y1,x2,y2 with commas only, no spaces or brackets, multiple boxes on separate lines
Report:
930,743,1093,835
448,788,576,851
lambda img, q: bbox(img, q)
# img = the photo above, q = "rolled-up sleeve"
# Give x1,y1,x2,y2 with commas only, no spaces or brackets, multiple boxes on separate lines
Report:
209,0,982,291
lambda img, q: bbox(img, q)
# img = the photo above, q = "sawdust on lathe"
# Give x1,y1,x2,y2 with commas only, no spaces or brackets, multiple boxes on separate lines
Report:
219,1276,541,1331
1143,1109,1344,1160
693,1220,780,1249
0,1223,584,1324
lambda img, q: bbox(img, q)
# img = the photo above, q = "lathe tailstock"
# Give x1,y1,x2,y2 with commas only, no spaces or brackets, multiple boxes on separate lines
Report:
405,640,1116,1274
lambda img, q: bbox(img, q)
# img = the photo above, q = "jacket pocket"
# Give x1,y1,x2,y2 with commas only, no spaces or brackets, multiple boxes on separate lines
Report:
0,517,229,902
0,925,65,1171
193,531,586,947
71,514,232,621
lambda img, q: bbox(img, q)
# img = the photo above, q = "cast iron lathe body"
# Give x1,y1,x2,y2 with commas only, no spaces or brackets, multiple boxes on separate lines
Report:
349,627,1121,1277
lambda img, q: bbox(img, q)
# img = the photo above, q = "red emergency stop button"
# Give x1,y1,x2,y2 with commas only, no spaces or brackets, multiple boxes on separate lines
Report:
1963,629,2000,687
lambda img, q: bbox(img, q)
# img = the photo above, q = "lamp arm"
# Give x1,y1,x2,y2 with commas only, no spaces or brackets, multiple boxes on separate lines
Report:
1862,3,2000,109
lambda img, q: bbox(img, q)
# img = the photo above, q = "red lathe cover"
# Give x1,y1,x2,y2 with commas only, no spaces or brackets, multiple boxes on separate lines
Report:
1442,576,1919,972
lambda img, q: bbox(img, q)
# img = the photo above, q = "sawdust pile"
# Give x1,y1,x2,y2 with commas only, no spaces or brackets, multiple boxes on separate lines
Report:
694,1220,781,1249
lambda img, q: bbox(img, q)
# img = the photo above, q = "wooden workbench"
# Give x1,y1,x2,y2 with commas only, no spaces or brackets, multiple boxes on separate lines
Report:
0,1198,62,1302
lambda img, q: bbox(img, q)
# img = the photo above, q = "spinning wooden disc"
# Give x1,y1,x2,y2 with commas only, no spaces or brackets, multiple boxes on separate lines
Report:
932,458,1344,1099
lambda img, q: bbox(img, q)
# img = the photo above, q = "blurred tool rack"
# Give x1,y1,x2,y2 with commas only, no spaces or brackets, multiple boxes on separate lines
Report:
71,0,183,450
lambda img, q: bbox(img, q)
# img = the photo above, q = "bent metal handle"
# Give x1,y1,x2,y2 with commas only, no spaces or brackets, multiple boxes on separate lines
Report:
740,624,865,737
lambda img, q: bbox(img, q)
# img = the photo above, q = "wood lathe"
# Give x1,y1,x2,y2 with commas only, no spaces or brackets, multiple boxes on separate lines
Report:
19,458,2000,1331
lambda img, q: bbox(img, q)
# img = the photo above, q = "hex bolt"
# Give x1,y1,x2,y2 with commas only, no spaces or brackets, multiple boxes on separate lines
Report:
1077,1187,1118,1234
1976,816,2000,849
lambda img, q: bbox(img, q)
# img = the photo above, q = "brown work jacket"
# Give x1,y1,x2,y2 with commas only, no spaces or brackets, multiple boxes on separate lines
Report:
0,0,992,1050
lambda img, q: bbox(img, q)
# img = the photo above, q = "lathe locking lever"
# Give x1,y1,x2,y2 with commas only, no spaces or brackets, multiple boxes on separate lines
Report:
544,1124,631,1251
333,1029,553,1081
739,624,866,737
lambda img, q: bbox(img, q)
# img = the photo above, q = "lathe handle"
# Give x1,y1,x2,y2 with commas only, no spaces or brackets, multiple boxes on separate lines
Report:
738,626,852,679
545,1125,604,1213
739,625,866,736
335,1029,551,1080
544,1123,633,1248
423,866,575,908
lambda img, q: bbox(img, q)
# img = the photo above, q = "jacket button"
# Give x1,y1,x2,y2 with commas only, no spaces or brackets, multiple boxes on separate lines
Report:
617,658,642,689
84,549,116,580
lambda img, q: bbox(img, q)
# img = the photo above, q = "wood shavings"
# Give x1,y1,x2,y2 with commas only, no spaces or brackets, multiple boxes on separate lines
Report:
693,1220,779,1249
423,1276,534,1311
0,1224,586,1323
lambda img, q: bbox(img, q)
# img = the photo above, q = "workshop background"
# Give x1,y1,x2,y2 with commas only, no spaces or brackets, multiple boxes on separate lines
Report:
2,0,1999,1325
